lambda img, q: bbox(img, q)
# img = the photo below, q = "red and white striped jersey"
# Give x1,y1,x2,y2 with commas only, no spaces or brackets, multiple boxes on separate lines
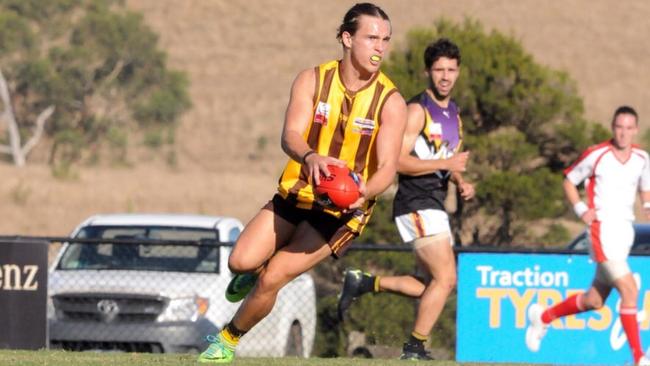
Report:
564,140,650,221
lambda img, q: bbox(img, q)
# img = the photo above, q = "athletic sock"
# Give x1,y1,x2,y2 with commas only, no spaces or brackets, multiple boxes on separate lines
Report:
620,306,644,363
358,273,376,294
410,331,428,342
220,322,247,349
541,293,584,324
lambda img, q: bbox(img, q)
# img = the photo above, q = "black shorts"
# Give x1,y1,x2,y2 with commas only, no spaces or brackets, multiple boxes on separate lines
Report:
262,194,357,258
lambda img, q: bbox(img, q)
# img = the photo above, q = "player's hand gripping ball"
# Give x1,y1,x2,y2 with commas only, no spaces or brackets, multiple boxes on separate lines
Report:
315,165,360,209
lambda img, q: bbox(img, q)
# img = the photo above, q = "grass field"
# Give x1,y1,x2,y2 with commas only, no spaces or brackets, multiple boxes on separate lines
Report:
0,350,533,366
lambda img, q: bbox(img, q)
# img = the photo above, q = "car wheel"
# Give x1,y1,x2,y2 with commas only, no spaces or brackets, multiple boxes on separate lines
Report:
351,346,373,358
285,321,303,357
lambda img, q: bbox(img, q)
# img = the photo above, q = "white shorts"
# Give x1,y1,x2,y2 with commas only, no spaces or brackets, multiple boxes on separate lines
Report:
595,260,631,285
588,220,634,262
394,209,453,245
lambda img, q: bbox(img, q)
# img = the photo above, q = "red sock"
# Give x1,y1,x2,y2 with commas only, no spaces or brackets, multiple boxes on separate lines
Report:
541,293,584,324
620,306,643,363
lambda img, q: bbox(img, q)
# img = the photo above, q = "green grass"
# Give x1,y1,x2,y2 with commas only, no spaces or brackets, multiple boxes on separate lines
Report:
0,350,531,366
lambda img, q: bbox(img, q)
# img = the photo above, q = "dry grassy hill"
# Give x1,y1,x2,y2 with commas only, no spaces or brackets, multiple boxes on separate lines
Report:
2,0,650,235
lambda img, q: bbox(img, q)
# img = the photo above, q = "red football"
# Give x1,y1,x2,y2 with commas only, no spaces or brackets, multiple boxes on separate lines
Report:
315,165,360,209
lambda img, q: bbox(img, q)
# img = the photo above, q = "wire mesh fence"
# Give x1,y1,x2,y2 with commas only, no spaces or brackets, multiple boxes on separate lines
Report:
31,234,422,358
2,234,592,359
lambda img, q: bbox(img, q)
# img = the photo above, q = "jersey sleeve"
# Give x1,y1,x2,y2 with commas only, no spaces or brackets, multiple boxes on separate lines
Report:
564,149,597,185
639,151,650,191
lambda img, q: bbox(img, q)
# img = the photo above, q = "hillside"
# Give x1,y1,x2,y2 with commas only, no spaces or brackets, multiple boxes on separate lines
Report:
2,0,649,235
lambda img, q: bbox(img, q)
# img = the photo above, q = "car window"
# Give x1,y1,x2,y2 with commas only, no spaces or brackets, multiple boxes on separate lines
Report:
569,226,650,252
569,233,589,250
59,226,220,273
632,230,650,252
228,227,241,243
633,231,650,247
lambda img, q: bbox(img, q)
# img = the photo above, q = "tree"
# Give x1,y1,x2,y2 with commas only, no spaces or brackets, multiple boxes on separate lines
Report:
0,69,54,166
383,18,609,246
0,0,190,168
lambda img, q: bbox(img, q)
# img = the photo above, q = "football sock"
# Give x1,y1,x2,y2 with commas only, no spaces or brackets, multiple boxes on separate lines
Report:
221,322,247,349
373,275,381,293
410,331,428,342
620,306,643,363
357,273,376,294
541,293,584,324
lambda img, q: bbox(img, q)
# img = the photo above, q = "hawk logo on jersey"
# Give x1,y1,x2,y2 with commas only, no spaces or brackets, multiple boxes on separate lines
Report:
314,102,330,126
352,118,376,136
427,121,443,149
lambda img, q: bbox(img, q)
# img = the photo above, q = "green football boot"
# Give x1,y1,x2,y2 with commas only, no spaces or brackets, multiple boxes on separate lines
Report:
197,334,235,363
225,273,258,302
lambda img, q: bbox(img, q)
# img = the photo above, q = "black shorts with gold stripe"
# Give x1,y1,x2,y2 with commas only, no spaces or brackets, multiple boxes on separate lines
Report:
263,194,358,258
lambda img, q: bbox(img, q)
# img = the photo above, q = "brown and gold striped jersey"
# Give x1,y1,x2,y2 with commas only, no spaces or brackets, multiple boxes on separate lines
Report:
277,60,398,232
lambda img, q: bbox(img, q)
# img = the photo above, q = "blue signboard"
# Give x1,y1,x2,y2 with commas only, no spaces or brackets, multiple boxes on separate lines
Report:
456,253,650,365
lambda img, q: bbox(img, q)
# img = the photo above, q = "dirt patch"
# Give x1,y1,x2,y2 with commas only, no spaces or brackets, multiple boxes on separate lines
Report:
0,163,278,235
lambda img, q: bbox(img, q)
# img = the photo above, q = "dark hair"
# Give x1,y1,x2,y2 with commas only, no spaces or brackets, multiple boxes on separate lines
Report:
424,38,461,69
336,3,390,41
612,105,638,124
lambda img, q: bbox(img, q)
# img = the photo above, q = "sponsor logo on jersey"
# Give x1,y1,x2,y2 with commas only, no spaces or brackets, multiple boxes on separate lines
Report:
352,117,376,135
314,102,330,126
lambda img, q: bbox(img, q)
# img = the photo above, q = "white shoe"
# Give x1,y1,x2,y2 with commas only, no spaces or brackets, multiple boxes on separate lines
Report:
525,303,548,352
638,355,650,366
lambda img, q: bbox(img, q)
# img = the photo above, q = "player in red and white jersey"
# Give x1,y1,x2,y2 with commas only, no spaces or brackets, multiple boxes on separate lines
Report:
566,140,650,224
526,106,650,365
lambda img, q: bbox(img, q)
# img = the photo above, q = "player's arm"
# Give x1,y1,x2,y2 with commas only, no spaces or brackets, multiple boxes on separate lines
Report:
451,171,475,200
397,103,468,176
638,152,650,219
563,178,595,224
364,91,407,198
281,68,344,185
640,191,650,220
349,91,406,210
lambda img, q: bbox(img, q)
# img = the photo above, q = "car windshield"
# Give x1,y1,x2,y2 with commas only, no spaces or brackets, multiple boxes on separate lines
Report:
57,226,220,273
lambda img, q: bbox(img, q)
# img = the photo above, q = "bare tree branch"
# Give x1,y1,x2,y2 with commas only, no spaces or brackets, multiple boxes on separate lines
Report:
82,60,125,122
1,68,55,166
103,59,124,87
22,105,55,156
0,68,25,166
0,68,11,113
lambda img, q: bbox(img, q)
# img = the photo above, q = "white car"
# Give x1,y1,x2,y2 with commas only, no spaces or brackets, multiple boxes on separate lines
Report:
48,213,316,357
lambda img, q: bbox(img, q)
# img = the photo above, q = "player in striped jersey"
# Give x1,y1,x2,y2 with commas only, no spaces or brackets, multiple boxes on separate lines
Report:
198,3,406,363
526,106,650,365
338,38,475,360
